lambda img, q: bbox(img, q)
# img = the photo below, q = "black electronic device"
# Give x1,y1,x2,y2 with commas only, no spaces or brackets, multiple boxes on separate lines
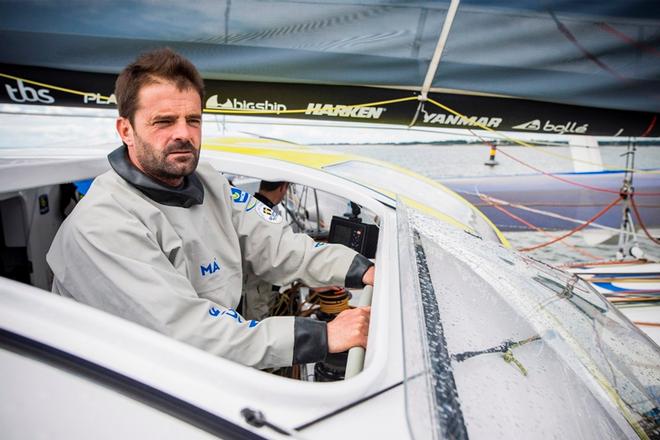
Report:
328,216,378,258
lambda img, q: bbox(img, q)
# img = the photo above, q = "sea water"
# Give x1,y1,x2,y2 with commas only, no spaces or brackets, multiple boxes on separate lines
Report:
321,144,660,264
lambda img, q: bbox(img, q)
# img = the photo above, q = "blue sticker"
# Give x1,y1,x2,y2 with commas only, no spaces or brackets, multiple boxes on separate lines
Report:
231,187,249,204
245,197,257,212
314,242,326,248
74,178,94,196
208,307,259,328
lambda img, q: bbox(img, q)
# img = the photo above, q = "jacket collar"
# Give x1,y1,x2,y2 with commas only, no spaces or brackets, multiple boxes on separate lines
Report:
254,192,275,208
108,145,204,208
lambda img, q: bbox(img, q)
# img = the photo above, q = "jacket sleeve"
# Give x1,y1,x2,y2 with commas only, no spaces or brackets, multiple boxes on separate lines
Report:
47,200,298,369
229,187,373,289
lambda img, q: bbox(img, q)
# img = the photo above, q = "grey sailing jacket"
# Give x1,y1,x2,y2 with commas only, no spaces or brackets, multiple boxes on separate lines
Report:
47,146,372,369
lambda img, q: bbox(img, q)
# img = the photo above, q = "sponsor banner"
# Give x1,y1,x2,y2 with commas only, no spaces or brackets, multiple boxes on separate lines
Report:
0,63,657,137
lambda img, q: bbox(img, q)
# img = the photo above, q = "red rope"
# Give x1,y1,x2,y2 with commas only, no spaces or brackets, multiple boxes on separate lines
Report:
467,129,660,196
496,148,660,196
562,259,650,268
519,196,622,252
598,23,660,58
496,149,618,194
550,11,626,81
630,195,660,245
483,196,602,260
641,115,657,138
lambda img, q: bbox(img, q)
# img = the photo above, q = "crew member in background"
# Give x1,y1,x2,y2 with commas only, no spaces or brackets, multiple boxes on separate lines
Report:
254,180,288,213
242,180,290,321
47,48,374,369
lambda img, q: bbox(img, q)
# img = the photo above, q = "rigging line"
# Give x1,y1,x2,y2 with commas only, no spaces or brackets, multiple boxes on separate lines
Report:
0,72,107,99
597,22,660,58
561,258,650,268
472,200,659,209
466,128,660,195
470,191,619,232
452,335,541,362
485,198,603,260
3,69,659,166
548,11,626,81
633,322,660,328
0,110,116,118
295,381,404,431
640,115,657,138
519,196,622,252
204,96,419,115
426,97,660,175
630,195,660,245
465,128,658,149
0,70,419,115
418,0,461,100
497,148,660,196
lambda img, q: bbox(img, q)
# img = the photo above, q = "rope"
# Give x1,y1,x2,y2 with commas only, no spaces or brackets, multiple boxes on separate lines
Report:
519,196,622,252
452,335,541,376
204,96,418,115
496,148,660,196
630,195,660,245
502,349,528,376
316,287,351,315
427,97,660,175
597,23,660,58
3,69,659,175
562,259,650,268
470,192,619,232
467,128,660,196
550,12,626,81
632,322,660,327
483,195,603,260
0,72,109,99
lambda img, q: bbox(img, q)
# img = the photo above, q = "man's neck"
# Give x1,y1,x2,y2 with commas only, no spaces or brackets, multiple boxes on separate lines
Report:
254,192,275,208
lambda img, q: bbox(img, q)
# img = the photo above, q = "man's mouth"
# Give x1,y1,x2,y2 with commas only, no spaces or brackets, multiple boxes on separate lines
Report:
166,141,196,156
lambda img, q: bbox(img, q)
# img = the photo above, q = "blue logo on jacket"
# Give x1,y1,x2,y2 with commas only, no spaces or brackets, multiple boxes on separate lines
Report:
230,187,249,204
201,259,221,276
209,307,259,328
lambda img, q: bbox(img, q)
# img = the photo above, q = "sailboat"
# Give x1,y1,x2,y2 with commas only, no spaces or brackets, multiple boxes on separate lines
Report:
1,1,659,439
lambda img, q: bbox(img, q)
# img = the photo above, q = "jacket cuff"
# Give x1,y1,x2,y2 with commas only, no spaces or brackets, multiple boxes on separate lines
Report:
293,317,328,364
344,254,374,288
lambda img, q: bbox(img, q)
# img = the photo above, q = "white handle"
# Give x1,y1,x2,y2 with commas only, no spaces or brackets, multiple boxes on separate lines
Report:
344,285,373,379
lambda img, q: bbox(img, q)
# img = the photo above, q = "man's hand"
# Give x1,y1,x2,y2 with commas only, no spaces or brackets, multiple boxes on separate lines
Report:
362,266,375,286
327,306,370,353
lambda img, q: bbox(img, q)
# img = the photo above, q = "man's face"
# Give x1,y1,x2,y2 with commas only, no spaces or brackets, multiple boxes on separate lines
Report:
116,80,202,186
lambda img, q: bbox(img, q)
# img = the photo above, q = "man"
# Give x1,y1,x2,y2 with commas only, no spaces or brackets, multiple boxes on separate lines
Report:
47,48,374,369
254,181,288,213
241,180,290,321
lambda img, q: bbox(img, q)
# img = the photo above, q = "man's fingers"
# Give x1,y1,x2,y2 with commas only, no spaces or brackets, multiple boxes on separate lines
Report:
326,306,371,353
362,266,375,286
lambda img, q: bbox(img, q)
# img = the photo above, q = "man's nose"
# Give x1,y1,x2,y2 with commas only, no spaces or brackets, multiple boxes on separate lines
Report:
172,119,196,141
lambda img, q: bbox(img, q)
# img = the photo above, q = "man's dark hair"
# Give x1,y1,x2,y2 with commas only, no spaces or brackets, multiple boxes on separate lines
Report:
115,47,205,124
259,181,287,192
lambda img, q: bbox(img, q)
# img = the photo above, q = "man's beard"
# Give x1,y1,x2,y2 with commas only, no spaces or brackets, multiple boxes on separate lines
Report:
134,134,200,185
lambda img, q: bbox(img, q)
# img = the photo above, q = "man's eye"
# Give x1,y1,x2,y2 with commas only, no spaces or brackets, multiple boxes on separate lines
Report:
154,119,172,126
188,118,201,126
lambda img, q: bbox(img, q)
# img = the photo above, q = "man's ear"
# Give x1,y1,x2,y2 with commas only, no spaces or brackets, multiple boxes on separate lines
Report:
116,117,134,148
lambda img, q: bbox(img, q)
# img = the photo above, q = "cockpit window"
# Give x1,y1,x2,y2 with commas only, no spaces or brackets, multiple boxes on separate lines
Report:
323,160,500,243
